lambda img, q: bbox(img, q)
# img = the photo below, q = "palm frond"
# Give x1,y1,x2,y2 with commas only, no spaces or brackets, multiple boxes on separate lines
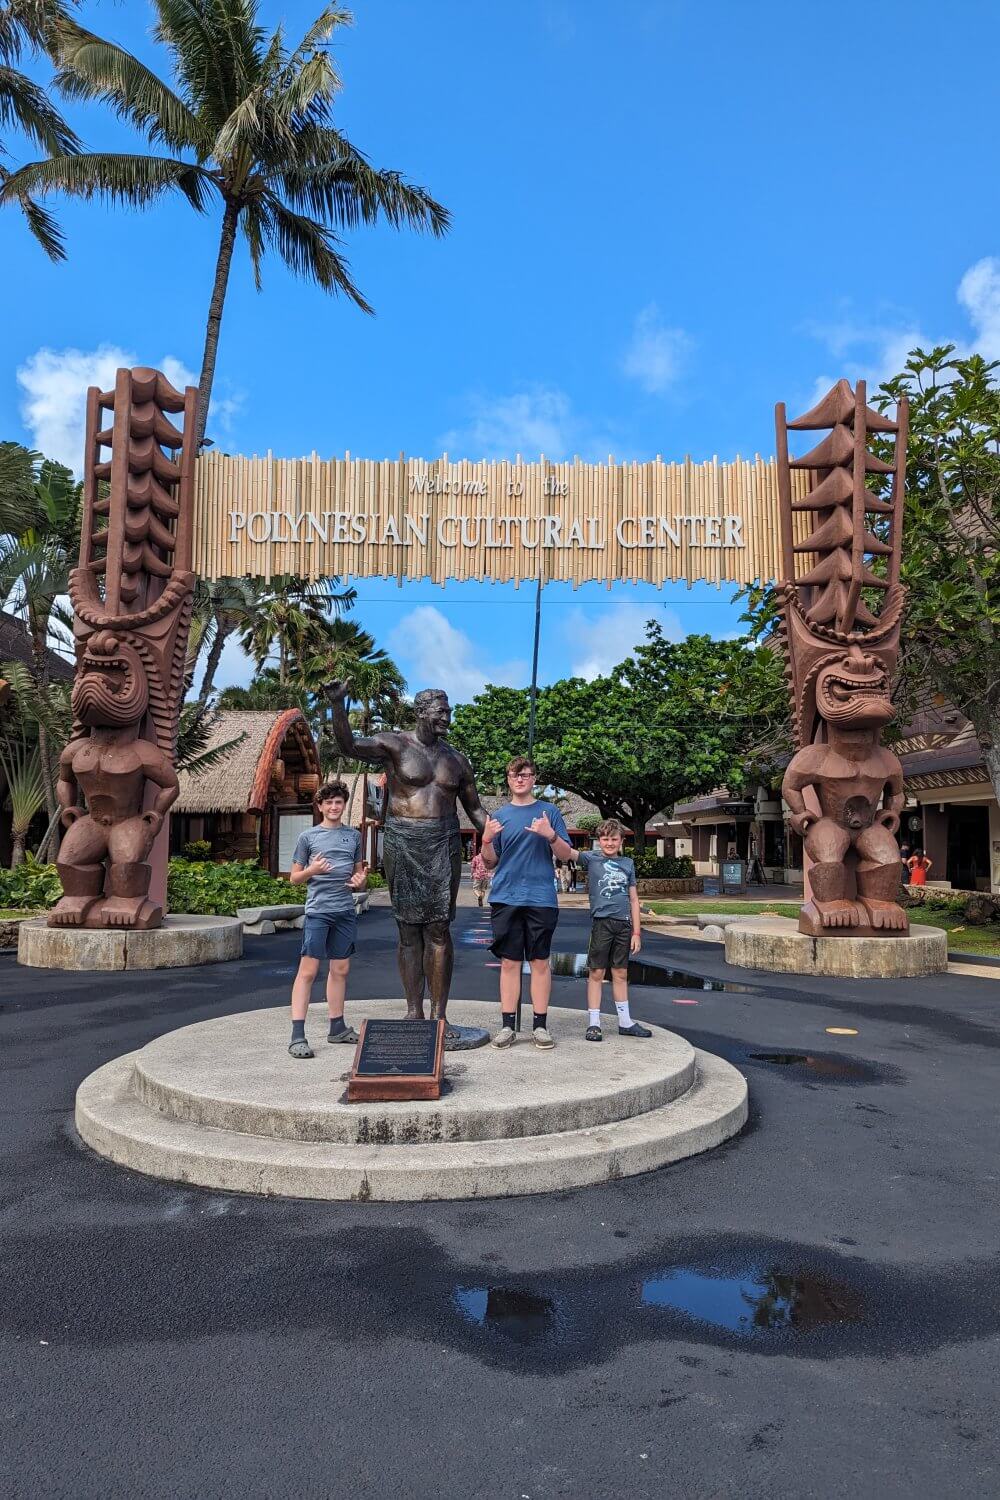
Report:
0,150,215,210
52,19,204,153
1,660,73,746
0,735,46,837
0,62,81,153
176,699,247,775
283,6,351,80
279,127,449,234
260,189,371,307
153,0,264,131
0,441,41,534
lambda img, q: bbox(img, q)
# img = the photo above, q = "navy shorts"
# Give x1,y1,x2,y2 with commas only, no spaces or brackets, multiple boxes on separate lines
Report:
301,911,357,960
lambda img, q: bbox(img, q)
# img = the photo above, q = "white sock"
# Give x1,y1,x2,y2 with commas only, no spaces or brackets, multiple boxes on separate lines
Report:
588,1008,601,1027
615,999,633,1028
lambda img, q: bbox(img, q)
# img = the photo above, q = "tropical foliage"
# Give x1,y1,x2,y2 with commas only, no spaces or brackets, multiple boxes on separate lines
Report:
451,624,788,854
3,0,449,437
0,0,79,257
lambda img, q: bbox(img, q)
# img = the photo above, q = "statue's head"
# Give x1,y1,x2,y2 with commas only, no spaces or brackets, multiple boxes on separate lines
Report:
413,688,451,737
815,645,894,730
73,630,148,728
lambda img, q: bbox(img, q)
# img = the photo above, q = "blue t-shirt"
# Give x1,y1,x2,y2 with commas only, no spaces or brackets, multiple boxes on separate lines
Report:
488,800,569,908
578,850,636,920
292,824,362,916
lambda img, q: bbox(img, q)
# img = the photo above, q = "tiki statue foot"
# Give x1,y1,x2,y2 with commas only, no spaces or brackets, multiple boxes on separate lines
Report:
857,897,908,932
49,895,101,927
97,896,161,929
799,898,862,935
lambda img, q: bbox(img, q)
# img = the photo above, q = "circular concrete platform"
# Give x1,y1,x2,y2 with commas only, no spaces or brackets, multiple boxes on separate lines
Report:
75,1000,748,1201
18,914,243,971
725,916,948,977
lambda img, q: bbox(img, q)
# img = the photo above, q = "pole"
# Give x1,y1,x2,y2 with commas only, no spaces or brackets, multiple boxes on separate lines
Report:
519,572,544,1033
527,572,542,755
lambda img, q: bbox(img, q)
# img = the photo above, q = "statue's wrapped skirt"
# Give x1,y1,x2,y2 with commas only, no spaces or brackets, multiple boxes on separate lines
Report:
383,815,462,925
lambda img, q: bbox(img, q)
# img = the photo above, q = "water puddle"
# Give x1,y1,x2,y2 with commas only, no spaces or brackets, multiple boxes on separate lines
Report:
746,1051,885,1082
453,1286,558,1341
547,952,760,992
641,1266,863,1335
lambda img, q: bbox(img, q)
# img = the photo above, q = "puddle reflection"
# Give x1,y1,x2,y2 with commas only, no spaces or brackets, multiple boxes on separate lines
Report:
641,1266,863,1334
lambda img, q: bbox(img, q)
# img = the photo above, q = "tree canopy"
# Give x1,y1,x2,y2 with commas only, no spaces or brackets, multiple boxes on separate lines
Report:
451,624,788,852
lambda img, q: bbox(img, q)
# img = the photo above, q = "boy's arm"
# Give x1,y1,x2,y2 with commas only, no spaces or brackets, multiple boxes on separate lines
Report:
629,885,642,954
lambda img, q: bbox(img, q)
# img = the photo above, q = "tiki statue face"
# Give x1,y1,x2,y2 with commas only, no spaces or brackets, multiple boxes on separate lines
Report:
814,645,894,731
72,631,149,728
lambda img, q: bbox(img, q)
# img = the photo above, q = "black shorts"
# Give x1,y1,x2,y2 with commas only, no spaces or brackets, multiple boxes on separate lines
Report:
490,903,559,962
587,916,631,971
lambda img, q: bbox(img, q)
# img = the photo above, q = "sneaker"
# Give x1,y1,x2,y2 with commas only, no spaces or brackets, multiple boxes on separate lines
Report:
327,1025,359,1044
532,1026,555,1049
585,1025,603,1042
288,1038,314,1059
492,1025,517,1048
618,1022,652,1038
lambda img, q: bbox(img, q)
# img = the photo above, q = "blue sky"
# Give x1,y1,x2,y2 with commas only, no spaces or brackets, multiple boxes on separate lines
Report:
4,0,999,703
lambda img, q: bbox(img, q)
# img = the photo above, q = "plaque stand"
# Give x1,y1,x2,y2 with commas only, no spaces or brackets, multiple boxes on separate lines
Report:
347,1018,445,1102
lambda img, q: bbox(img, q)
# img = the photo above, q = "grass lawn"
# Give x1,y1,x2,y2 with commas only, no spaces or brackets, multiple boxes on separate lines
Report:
0,908,39,919
646,898,1000,957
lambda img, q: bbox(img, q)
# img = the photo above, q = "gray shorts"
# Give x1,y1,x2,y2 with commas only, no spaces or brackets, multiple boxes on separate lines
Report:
301,911,357,960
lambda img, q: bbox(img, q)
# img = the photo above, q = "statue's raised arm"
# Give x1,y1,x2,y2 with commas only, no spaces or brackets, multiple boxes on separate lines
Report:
325,680,398,767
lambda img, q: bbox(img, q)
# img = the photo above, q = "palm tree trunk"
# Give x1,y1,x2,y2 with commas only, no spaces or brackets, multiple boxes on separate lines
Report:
196,199,240,445
198,617,232,701
29,622,58,847
11,830,26,868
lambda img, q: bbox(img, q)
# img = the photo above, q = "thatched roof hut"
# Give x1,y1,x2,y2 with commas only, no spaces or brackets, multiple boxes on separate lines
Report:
172,709,322,873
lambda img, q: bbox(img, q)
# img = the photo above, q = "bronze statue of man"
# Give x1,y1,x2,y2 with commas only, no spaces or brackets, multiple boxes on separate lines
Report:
327,685,487,1041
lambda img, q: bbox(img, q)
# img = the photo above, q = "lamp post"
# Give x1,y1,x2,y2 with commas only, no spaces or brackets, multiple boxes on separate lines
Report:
527,572,542,755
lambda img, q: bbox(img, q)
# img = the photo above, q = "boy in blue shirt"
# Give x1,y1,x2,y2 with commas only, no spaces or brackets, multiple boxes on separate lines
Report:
286,780,369,1059
481,755,574,1048
577,818,652,1041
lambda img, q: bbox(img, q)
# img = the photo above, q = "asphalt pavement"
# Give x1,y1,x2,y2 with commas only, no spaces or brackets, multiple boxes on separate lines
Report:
2,903,999,1499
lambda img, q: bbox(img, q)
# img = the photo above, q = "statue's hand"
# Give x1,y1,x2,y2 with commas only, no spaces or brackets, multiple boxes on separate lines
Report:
878,809,901,835
789,811,813,837
142,810,164,835
60,806,83,830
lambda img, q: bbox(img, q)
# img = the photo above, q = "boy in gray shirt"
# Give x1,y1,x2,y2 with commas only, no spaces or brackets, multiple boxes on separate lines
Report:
576,818,651,1041
286,780,368,1058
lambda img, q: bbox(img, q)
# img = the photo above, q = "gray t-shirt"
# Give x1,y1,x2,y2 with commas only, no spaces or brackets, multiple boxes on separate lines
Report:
578,850,636,920
292,824,362,916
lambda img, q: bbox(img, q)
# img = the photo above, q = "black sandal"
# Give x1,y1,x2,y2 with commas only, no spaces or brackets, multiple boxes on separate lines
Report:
585,1025,603,1042
288,1038,314,1059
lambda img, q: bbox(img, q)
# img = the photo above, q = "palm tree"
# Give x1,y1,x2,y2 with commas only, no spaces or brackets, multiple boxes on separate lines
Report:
0,0,79,257
4,2,449,440
0,736,45,866
238,576,349,685
302,617,405,779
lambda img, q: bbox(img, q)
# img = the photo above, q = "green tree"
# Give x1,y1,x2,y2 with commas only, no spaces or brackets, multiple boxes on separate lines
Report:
0,0,80,257
876,346,1000,799
451,625,788,854
4,1,449,439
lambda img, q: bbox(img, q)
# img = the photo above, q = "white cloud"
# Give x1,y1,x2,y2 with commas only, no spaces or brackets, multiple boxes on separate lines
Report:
438,386,615,462
621,304,691,394
563,601,683,681
387,605,528,706
15,345,245,472
804,255,1000,404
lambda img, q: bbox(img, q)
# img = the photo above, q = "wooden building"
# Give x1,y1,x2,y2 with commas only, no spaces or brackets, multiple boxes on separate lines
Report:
172,709,321,875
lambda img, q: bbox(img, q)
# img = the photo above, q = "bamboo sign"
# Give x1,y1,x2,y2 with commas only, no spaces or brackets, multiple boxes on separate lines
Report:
193,453,814,587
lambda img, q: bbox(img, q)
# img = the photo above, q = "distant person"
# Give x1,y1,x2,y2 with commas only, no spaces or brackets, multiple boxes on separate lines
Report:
568,858,579,892
286,781,369,1059
899,840,912,884
907,849,932,887
576,818,650,1042
481,755,574,1049
470,847,492,907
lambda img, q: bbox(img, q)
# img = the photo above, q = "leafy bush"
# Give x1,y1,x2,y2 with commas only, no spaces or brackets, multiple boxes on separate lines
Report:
167,859,306,916
630,853,696,880
575,813,601,833
366,871,386,889
182,840,213,861
0,856,62,909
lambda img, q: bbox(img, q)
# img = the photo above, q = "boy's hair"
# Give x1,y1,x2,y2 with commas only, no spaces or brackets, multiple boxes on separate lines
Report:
506,754,536,777
315,780,349,805
596,818,625,841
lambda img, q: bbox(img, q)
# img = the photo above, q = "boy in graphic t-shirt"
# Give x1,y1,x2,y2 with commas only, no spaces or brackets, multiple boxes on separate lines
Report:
576,819,652,1041
481,754,574,1049
286,780,369,1059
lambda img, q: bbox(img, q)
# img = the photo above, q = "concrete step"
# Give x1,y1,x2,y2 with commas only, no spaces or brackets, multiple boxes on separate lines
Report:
76,1048,748,1202
129,1002,696,1145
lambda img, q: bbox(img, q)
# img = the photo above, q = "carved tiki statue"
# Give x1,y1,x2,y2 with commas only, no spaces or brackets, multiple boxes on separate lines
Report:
48,368,197,930
775,378,909,937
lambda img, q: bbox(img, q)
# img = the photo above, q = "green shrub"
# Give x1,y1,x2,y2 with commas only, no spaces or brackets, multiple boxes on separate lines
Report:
575,813,601,833
182,840,213,861
167,859,305,916
366,871,386,889
0,856,62,909
631,853,696,880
